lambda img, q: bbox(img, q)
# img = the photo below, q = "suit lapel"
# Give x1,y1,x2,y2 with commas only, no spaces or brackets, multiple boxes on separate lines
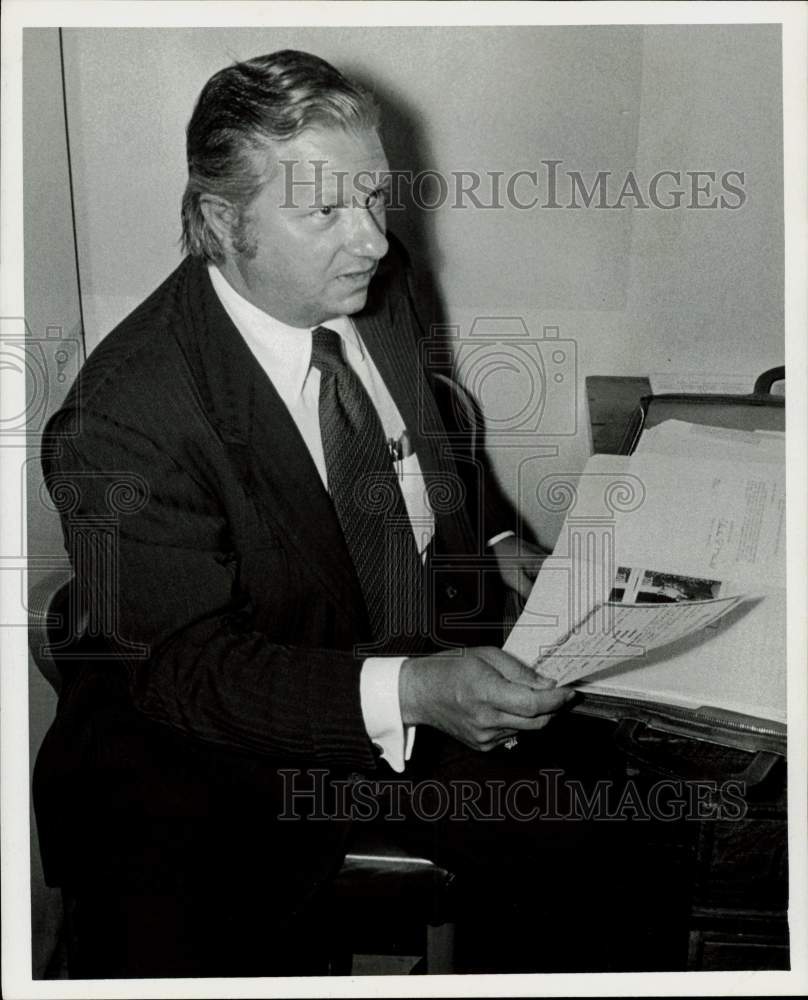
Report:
174,259,365,615
171,254,475,622
356,291,477,560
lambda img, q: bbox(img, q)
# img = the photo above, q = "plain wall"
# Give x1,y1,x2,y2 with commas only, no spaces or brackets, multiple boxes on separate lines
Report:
61,24,784,544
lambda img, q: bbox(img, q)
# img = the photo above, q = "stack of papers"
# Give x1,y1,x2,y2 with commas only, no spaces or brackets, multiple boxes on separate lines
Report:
504,420,786,723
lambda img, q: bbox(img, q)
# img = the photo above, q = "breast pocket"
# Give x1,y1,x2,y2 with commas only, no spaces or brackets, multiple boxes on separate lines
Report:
398,451,435,558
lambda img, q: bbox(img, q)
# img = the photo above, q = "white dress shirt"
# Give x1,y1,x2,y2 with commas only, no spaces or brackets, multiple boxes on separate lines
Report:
209,264,431,771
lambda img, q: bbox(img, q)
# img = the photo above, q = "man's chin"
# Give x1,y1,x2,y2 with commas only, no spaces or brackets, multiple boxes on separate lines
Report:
336,286,371,316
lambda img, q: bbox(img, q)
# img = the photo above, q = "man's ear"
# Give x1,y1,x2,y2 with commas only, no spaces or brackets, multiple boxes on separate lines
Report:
199,195,240,253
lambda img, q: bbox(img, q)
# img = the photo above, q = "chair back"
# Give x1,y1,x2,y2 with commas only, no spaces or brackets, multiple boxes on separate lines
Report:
28,572,75,694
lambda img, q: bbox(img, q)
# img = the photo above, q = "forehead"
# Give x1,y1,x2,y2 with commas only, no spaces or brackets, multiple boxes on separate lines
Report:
269,126,389,201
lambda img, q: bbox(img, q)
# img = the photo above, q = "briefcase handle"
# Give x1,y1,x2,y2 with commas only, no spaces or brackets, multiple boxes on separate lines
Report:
753,365,785,396
613,718,781,787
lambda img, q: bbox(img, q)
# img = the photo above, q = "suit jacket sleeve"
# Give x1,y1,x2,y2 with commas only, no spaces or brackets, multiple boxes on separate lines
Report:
43,404,378,771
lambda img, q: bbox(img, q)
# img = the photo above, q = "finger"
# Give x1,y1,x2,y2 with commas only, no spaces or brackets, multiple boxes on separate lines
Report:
497,664,556,691
477,648,550,686
490,710,558,731
516,569,534,600
466,730,517,753
489,678,575,717
524,541,550,560
472,725,522,752
524,557,546,581
482,728,520,749
477,736,515,752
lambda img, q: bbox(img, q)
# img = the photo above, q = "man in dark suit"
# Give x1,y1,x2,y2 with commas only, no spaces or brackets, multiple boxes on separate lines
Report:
34,49,582,978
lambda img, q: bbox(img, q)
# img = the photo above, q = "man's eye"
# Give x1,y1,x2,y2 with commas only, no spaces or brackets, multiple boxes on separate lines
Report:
317,206,334,217
367,188,387,208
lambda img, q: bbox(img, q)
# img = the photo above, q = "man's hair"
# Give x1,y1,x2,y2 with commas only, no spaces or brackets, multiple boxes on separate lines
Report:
181,49,380,262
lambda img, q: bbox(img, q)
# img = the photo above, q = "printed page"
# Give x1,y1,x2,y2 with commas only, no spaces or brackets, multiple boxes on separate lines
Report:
505,449,786,723
532,596,742,686
578,589,786,723
505,553,786,723
571,453,786,591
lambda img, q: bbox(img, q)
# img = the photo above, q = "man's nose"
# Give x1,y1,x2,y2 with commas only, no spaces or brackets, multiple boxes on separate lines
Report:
345,206,389,260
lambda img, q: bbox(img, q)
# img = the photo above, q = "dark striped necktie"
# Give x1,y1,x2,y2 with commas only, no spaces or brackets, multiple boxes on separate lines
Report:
311,325,424,652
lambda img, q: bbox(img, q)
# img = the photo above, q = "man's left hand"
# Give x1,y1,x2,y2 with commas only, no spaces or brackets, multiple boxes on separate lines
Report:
491,535,548,602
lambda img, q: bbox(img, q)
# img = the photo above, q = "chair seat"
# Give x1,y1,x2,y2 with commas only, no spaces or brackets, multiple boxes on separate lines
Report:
327,828,456,973
332,828,454,913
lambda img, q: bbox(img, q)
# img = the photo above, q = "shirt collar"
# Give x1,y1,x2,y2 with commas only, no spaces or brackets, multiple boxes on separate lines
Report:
208,264,365,406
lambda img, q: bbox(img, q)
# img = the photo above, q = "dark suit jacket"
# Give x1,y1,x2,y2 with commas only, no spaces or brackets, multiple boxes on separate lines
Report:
34,238,510,899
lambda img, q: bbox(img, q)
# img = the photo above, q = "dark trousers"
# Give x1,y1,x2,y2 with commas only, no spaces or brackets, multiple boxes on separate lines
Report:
364,716,694,974
43,710,694,977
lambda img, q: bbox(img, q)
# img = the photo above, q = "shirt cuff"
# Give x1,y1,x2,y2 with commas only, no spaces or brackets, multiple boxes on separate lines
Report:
359,656,416,774
486,529,515,548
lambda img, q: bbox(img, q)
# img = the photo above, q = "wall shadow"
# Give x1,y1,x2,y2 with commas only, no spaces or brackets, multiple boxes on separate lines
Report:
351,72,448,349
352,72,533,548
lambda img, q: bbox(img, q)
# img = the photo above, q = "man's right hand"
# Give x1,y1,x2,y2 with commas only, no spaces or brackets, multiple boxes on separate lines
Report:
399,647,575,752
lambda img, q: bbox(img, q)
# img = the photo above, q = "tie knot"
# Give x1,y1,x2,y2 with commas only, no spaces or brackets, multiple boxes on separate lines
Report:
311,326,346,374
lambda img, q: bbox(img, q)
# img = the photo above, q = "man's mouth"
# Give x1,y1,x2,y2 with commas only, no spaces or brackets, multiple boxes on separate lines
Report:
338,267,376,283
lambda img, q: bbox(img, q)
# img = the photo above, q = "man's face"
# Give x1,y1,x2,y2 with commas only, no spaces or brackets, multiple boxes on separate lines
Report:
223,126,390,327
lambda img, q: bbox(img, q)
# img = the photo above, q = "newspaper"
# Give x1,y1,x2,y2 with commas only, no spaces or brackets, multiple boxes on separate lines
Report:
533,594,742,687
504,427,786,722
